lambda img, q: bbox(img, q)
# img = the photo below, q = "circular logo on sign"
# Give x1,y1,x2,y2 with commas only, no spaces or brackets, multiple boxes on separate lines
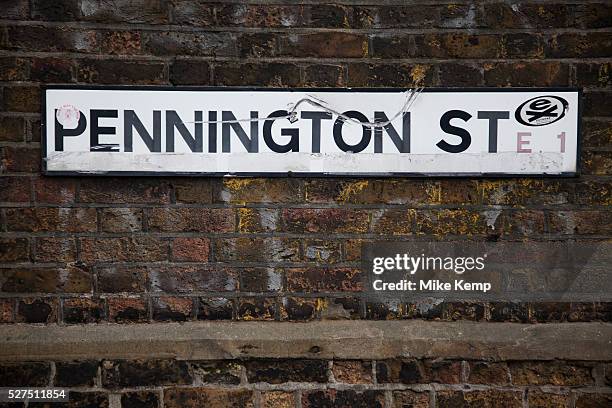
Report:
515,95,568,127
56,104,80,128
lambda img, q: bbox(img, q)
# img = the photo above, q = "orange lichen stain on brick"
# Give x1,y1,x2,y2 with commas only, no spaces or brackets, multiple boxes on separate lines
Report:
316,298,328,312
425,183,442,204
361,39,369,57
337,180,368,202
237,208,255,232
410,65,429,85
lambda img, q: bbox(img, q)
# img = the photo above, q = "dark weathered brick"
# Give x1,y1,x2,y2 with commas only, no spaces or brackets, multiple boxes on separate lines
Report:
547,32,612,58
0,117,24,142
262,392,294,408
575,393,612,408
170,60,211,85
142,31,235,57
286,267,363,292
303,240,342,263
377,359,426,384
575,62,611,87
80,0,168,24
107,297,148,323
79,178,171,204
63,297,105,324
97,266,147,293
0,238,29,262
31,0,80,21
149,265,237,293
237,208,279,233
152,296,193,322
198,297,233,320
1,266,91,293
280,33,367,58
76,59,166,84
0,362,51,386
17,297,58,323
215,4,302,27
29,57,74,82
392,390,429,408
484,62,569,87
172,237,210,262
214,62,300,87
439,63,483,86
0,57,28,81
245,359,327,383
238,33,277,58
347,63,435,87
190,361,242,385
55,361,99,387
480,3,570,29
240,268,282,292
214,238,300,262
164,388,254,408
121,391,159,408
170,1,215,26
302,390,385,408
303,64,345,87
281,297,318,321
584,91,612,117
237,297,275,321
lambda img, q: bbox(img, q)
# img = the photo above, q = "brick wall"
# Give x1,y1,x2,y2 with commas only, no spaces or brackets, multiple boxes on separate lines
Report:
0,1,611,407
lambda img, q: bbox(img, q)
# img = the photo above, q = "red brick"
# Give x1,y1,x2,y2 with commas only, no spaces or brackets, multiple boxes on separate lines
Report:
237,208,279,233
99,31,142,55
262,391,294,408
172,237,210,262
0,299,15,323
509,361,594,386
281,208,369,233
33,177,77,204
107,297,148,323
148,208,234,232
80,237,168,262
468,362,510,385
332,360,372,384
100,208,143,232
35,237,77,262
392,391,429,408
1,146,41,173
0,176,31,202
528,391,571,408
164,388,254,408
5,207,96,232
